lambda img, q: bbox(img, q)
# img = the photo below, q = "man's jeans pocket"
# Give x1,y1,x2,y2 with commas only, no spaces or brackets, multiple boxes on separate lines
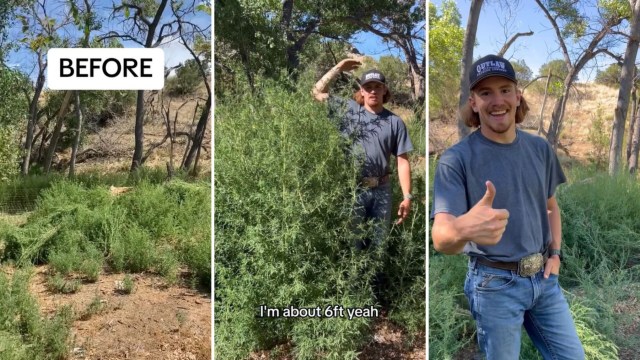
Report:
472,267,517,293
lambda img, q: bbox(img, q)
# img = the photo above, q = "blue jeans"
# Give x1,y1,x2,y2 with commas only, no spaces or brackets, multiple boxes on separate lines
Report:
464,257,585,360
352,183,392,250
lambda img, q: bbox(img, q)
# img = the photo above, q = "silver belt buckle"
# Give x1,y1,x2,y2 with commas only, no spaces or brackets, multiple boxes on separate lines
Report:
518,253,543,277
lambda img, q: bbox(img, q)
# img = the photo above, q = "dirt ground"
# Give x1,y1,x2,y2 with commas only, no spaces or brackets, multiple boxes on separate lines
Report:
358,320,425,359
28,266,211,360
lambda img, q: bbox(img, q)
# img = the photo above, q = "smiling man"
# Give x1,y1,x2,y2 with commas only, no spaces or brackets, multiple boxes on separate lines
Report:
430,54,584,359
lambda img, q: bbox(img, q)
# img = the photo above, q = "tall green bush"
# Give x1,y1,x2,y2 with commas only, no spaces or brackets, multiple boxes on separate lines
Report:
215,82,391,359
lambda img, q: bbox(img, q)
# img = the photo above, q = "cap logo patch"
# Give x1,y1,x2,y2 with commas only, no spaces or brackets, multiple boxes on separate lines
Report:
365,73,381,80
476,61,507,75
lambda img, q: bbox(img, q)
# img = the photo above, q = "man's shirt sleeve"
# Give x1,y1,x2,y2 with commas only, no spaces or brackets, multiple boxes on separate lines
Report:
545,141,567,198
431,153,468,219
394,117,414,156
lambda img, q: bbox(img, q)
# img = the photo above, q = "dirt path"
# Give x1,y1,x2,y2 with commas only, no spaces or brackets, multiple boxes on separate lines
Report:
29,266,211,360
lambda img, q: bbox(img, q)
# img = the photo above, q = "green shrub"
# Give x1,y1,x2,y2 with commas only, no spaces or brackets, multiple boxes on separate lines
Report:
428,254,472,359
216,79,425,357
79,296,106,321
0,174,59,213
586,107,611,169
122,274,135,294
165,59,206,96
215,82,386,359
1,176,210,287
0,268,73,360
47,274,81,294
558,172,640,285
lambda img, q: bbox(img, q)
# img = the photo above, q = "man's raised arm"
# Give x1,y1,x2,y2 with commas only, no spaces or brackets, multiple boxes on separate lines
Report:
312,59,362,102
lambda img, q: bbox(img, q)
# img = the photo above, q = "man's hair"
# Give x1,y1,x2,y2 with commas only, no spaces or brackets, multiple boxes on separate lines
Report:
353,87,392,105
461,92,530,128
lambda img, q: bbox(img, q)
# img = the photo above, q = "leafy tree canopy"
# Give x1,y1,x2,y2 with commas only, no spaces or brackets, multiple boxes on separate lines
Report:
428,0,463,118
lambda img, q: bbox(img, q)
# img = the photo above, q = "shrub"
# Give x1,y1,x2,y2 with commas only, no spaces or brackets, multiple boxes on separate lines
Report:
122,274,135,294
0,268,73,360
586,107,611,169
1,175,210,287
46,274,81,294
79,296,106,321
165,59,206,96
216,79,426,358
428,254,473,358
215,82,384,359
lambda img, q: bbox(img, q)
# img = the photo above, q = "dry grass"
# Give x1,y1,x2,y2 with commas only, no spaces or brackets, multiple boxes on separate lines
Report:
57,83,211,175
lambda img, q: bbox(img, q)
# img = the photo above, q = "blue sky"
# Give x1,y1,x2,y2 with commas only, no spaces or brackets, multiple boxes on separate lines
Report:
431,0,629,81
349,1,424,62
7,0,210,81
352,32,406,60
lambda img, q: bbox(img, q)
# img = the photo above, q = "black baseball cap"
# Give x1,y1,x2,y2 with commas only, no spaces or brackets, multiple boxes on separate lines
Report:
358,69,386,86
469,54,517,89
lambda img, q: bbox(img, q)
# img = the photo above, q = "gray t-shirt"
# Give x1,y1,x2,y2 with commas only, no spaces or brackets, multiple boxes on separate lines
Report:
328,96,413,178
431,129,566,262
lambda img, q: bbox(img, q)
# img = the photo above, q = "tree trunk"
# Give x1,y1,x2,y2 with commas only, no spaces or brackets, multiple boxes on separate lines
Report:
128,0,168,172
285,20,319,78
610,0,640,175
43,90,73,173
22,64,46,175
411,64,425,103
546,89,570,150
538,70,553,136
456,0,483,140
630,107,640,173
69,90,83,178
182,94,211,170
628,87,638,162
131,89,145,172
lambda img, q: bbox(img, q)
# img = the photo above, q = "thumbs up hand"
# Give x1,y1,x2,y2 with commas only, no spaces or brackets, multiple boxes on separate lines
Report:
454,181,510,246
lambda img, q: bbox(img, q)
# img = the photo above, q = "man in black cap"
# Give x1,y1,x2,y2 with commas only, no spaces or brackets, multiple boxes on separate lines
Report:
431,54,584,359
312,58,414,249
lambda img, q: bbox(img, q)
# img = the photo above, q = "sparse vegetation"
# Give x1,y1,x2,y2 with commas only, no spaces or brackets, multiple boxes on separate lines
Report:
587,107,612,169
80,295,106,321
122,274,135,294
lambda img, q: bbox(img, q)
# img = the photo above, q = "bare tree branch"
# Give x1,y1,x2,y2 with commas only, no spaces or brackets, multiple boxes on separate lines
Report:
498,31,534,57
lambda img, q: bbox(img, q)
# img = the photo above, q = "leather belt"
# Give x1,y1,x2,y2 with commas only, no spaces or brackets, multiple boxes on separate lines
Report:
476,251,549,277
359,174,390,188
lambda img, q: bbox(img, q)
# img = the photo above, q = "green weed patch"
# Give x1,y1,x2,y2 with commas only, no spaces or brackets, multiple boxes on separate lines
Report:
215,82,425,359
0,268,73,360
